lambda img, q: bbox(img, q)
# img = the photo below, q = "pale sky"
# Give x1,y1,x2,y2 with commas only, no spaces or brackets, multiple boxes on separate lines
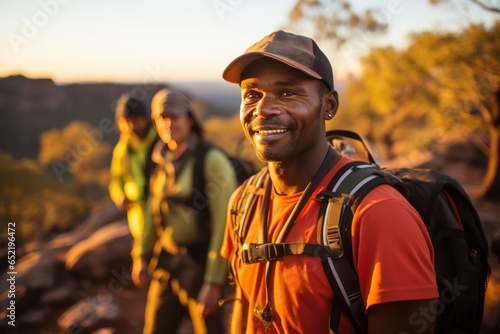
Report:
0,0,496,84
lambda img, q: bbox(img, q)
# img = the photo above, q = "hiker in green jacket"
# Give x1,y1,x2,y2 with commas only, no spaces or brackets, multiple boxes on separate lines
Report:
138,89,237,334
108,93,158,288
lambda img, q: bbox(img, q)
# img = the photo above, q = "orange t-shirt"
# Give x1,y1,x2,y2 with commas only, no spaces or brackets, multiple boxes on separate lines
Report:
221,156,438,333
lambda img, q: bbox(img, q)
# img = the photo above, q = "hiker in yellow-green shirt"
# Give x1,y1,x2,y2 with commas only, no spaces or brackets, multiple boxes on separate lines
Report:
108,93,158,287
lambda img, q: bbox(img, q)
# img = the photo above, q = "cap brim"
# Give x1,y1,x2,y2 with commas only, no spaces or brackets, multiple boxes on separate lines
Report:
160,106,186,117
222,52,322,84
152,102,188,119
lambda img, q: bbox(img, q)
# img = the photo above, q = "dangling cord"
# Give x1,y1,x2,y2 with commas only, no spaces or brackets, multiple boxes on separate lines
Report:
254,174,274,330
258,261,274,330
260,173,272,243
252,261,273,331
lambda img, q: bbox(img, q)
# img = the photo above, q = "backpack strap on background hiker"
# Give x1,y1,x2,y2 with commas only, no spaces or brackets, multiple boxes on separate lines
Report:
142,136,160,201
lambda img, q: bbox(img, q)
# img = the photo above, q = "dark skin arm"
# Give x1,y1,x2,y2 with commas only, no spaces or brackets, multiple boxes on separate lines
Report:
196,283,223,317
368,299,436,334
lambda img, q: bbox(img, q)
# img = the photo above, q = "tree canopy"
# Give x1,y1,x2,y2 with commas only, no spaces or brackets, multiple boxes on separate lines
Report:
0,153,90,243
338,21,500,197
38,121,112,199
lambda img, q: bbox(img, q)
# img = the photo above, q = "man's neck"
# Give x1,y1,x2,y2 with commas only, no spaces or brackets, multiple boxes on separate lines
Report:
268,144,339,196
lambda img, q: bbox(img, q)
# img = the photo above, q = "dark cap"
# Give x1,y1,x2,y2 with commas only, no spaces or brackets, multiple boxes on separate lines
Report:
115,93,148,120
151,89,194,120
222,30,334,90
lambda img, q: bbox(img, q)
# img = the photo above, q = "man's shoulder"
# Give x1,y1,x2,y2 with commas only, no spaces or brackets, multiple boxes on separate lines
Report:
322,155,353,182
333,157,410,201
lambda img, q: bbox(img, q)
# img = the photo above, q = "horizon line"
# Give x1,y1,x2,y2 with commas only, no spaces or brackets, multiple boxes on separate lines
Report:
1,73,349,87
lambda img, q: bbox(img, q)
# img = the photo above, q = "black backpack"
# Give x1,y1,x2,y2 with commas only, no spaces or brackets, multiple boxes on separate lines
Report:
192,141,257,193
229,130,490,333
170,141,257,263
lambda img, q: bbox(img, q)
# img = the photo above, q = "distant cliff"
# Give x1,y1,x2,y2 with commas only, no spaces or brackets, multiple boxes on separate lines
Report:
0,75,240,159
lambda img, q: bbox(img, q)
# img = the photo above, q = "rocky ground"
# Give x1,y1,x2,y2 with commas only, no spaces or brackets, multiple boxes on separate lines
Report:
1,141,499,334
0,202,150,334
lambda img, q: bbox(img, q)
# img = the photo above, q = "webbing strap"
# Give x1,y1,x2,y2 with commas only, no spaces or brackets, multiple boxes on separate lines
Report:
233,168,268,246
322,161,387,334
241,242,342,264
228,168,268,294
323,255,367,333
331,163,384,194
322,194,353,254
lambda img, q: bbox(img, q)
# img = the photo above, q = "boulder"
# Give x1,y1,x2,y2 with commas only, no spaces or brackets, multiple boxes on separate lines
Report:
65,222,133,282
49,204,125,254
39,281,82,307
0,247,56,314
57,295,119,334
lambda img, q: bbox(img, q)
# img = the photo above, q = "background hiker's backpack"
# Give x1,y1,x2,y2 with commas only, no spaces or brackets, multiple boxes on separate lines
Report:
193,141,257,192
177,141,257,263
230,130,490,334
321,129,490,333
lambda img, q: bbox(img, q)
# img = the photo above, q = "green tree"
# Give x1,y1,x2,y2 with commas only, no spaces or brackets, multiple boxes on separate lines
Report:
341,22,500,198
285,0,388,48
0,153,89,243
286,0,499,46
287,0,500,199
409,23,500,198
38,121,112,201
429,0,500,14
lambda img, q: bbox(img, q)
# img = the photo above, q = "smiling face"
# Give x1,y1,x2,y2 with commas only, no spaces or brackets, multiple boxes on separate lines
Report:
239,58,338,163
154,112,193,146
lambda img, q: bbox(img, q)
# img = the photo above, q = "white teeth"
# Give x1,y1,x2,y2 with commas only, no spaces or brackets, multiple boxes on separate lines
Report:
258,129,287,135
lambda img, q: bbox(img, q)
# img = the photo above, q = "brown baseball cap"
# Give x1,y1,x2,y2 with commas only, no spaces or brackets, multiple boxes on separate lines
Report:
222,30,334,90
151,89,194,120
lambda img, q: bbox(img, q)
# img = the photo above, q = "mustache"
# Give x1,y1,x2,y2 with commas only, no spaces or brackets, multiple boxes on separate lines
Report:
246,119,290,132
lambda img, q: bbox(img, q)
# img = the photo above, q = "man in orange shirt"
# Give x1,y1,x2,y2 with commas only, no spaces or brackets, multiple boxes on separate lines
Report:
220,30,438,333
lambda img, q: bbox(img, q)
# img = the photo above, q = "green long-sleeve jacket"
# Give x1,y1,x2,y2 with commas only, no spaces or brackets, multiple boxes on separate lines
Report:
108,127,158,205
108,127,158,264
143,140,238,284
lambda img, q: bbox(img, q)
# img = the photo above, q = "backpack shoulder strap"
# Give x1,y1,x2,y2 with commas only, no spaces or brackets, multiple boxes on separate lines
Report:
192,141,212,199
142,136,160,200
319,161,391,334
228,167,268,286
231,167,268,244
